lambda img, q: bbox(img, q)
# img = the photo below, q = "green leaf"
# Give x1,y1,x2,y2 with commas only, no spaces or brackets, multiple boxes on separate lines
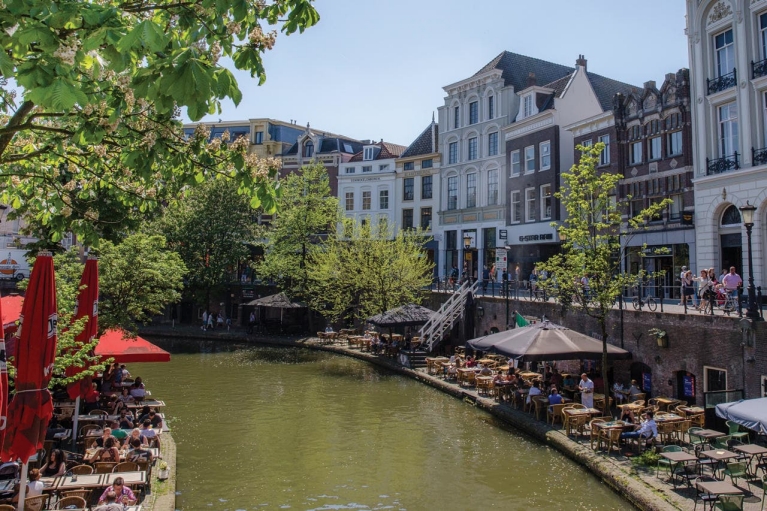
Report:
0,49,15,78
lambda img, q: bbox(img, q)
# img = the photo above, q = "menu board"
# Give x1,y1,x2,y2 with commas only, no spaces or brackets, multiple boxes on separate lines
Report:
683,375,695,397
642,372,652,394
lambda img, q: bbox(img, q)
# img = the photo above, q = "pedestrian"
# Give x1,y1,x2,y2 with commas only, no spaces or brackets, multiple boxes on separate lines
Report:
206,312,214,330
679,265,687,298
681,270,695,308
482,265,490,294
578,373,594,408
722,266,742,299
696,269,713,312
201,310,208,331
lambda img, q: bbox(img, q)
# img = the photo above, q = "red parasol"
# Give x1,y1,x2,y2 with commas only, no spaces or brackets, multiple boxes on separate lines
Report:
2,252,58,463
95,330,170,363
0,296,8,456
66,257,98,400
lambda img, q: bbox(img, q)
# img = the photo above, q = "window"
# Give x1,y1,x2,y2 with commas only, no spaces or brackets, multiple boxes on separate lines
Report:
421,159,433,169
447,176,458,210
487,169,498,206
448,142,458,164
649,136,662,160
715,29,734,78
525,188,536,222
764,92,767,147
582,139,593,148
719,102,739,157
540,141,551,170
540,184,552,220
704,366,727,393
468,137,478,160
364,147,375,160
403,177,414,201
523,95,533,117
488,132,498,156
453,106,459,129
377,215,388,233
303,140,314,158
510,150,521,175
510,191,521,223
345,167,355,174
762,13,767,60
598,135,610,165
488,95,494,119
630,141,643,165
668,131,683,156
469,101,478,124
669,194,682,221
630,199,643,219
466,173,477,208
524,146,535,173
254,131,263,144
362,165,372,173
345,192,354,211
379,164,389,171
421,175,432,199
420,207,432,230
379,190,389,210
403,162,414,171
362,191,371,210
402,209,413,230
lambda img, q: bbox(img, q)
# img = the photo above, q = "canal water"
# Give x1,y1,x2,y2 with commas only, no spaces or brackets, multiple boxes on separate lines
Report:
135,339,627,511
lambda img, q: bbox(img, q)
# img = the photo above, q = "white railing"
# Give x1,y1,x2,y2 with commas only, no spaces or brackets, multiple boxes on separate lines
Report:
419,279,479,352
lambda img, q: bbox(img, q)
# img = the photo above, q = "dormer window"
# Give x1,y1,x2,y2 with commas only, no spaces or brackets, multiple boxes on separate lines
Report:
304,140,314,158
363,146,377,161
523,95,534,118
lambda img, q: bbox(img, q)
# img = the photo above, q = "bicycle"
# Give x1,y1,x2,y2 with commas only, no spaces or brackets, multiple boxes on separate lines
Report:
530,286,546,301
632,295,657,312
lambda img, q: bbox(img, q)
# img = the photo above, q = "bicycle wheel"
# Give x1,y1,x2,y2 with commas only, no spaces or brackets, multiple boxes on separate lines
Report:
632,297,641,310
646,297,657,312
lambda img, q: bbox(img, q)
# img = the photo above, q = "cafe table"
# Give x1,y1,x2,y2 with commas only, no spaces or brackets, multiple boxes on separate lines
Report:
700,449,738,479
694,480,742,510
102,471,147,487
55,473,105,490
660,451,699,488
563,408,601,436
694,429,727,443
732,443,767,477
655,413,685,423
680,406,705,415
126,399,165,411
654,397,681,411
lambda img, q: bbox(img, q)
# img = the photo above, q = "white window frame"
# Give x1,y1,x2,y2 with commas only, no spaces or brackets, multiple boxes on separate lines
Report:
539,141,551,170
630,141,643,165
703,365,728,393
510,190,521,223
447,176,458,210
488,95,494,120
668,131,683,156
714,29,735,78
524,146,535,173
469,101,478,125
466,173,477,209
488,132,498,156
345,192,354,211
510,150,521,176
540,184,552,220
523,94,533,118
649,136,662,161
487,169,499,206
364,147,375,161
468,137,478,160
761,12,767,60
525,187,536,222
598,135,610,165
379,189,389,210
379,164,389,171
362,190,371,211
718,102,739,157
362,165,372,173
345,166,355,174
448,142,458,164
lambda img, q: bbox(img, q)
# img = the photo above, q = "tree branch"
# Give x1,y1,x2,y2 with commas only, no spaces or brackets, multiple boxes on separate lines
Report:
0,100,35,158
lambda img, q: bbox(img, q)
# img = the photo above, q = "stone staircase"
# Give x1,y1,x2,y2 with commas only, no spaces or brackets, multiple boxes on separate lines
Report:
419,280,479,353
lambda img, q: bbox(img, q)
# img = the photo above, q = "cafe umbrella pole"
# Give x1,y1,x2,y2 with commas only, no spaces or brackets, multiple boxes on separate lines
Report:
16,462,28,511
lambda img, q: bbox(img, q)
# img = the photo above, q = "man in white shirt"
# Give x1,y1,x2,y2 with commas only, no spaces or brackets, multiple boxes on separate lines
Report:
578,373,594,408
621,411,658,442
526,382,542,405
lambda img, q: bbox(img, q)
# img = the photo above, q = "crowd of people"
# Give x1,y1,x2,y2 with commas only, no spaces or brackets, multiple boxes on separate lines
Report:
680,265,742,311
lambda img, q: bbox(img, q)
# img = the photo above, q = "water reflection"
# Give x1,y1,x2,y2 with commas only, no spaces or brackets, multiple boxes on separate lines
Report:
135,340,626,511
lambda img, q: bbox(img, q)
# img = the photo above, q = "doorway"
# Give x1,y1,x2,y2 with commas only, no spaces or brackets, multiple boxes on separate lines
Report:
675,371,696,405
720,233,742,274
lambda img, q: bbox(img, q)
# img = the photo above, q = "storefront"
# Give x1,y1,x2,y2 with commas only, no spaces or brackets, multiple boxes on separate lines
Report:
625,243,689,299
505,223,561,283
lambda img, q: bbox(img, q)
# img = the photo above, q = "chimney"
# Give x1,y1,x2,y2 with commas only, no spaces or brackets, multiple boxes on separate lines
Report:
527,72,537,87
576,54,587,71
644,80,656,90
665,72,676,83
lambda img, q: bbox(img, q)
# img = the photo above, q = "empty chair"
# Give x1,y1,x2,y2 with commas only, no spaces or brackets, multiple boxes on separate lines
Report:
657,445,683,479
589,419,606,449
23,495,47,511
69,464,93,475
0,505,16,511
547,404,568,426
56,496,86,510
723,462,748,486
60,489,91,501
94,462,117,474
88,410,109,416
712,435,732,451
112,461,139,473
713,494,744,511
726,421,750,444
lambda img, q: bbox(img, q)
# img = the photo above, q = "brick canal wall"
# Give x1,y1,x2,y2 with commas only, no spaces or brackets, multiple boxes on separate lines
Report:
423,293,767,402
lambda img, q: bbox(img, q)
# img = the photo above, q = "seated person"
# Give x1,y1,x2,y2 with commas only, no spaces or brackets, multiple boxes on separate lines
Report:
127,428,148,447
126,438,153,464
118,387,134,405
45,417,68,441
83,382,101,413
493,372,506,384
446,365,457,378
562,374,575,388
465,356,476,368
145,410,163,429
118,409,134,430
92,436,121,463
628,380,643,399
139,420,158,445
612,382,627,404
109,421,128,442
41,450,66,478
526,381,542,405
98,477,137,505
479,365,493,376
620,411,657,443
137,405,151,424
12,468,44,503
548,388,564,412
95,490,124,511
94,428,113,448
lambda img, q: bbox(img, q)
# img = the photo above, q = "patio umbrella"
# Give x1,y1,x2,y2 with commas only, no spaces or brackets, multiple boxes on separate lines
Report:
95,329,170,363
466,320,632,362
66,256,99,401
3,251,58,465
367,303,435,328
0,296,8,457
247,292,305,328
715,397,767,435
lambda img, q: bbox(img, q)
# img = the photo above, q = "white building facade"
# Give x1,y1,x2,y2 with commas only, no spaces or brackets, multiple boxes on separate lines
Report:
687,0,767,285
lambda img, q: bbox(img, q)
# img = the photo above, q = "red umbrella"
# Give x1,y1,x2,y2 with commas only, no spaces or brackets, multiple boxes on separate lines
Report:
95,330,170,363
2,252,58,463
66,257,98,400
0,296,8,455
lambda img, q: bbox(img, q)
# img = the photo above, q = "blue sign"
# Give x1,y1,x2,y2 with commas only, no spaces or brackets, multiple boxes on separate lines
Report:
642,372,652,394
683,375,695,397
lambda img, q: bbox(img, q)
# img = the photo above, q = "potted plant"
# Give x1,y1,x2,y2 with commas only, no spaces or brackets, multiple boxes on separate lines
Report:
648,328,668,348
157,461,170,480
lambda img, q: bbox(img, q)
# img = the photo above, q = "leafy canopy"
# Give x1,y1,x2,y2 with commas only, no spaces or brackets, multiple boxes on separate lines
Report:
0,0,319,245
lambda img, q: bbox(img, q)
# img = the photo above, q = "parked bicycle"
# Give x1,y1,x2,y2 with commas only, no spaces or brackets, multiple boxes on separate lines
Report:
632,295,657,312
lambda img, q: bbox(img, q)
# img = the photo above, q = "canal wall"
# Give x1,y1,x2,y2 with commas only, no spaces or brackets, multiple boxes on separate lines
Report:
141,326,687,511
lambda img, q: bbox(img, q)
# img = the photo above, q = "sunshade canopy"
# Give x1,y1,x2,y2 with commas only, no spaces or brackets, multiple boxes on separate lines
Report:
466,321,632,362
66,257,99,400
1,295,22,334
95,330,170,363
368,303,435,328
247,292,304,308
715,397,767,435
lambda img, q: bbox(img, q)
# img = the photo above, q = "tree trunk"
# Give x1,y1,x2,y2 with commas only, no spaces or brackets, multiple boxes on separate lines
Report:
600,317,609,417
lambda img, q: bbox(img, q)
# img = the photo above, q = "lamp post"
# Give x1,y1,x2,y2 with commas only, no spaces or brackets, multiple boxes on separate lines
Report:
739,202,761,320
463,233,472,283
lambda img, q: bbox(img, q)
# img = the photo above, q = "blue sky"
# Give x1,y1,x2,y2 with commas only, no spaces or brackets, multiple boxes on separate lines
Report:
193,0,689,147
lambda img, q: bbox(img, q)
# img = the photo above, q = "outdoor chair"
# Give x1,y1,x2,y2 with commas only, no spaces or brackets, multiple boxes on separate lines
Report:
689,413,706,428
674,420,691,444
0,505,16,511
648,398,660,408
589,419,606,449
600,427,622,455
568,414,589,437
112,461,139,473
22,495,47,511
693,476,720,511
657,422,677,445
675,405,688,417
60,489,91,501
88,410,109,416
723,462,748,486
633,393,647,403
713,494,744,511
94,462,116,474
569,403,587,410
547,404,568,426
55,496,86,510
712,435,732,451
532,397,548,421
69,464,93,475
726,421,750,444
657,445,683,479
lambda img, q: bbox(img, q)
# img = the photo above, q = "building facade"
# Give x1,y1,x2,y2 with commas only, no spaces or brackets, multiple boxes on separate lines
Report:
568,70,695,298
686,0,767,286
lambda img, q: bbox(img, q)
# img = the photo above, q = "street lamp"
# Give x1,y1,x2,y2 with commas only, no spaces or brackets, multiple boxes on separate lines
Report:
739,202,761,320
463,233,472,283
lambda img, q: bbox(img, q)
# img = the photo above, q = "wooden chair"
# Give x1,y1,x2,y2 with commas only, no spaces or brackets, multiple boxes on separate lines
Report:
674,405,688,417
56,496,86,510
60,489,91,501
0,505,16,511
657,421,676,445
532,397,548,421
88,410,109,416
112,461,139,473
568,414,589,437
23,495,47,511
569,403,587,410
547,403,568,426
633,393,647,403
648,398,660,408
475,378,492,396
689,413,705,428
674,420,691,444
589,419,606,449
94,462,117,474
600,427,622,454
69,464,93,475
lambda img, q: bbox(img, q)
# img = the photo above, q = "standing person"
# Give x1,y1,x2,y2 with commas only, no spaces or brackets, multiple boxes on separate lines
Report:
449,265,458,288
696,269,713,312
722,266,742,298
489,263,497,294
482,265,490,294
719,268,728,283
206,312,214,330
578,373,594,408
201,310,208,331
681,270,695,308
462,262,468,284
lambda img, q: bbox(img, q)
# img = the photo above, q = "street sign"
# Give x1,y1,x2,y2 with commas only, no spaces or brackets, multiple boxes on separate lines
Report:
496,249,507,271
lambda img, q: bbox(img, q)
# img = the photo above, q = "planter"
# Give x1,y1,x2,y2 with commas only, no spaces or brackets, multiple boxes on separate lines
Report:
157,468,170,480
656,335,668,348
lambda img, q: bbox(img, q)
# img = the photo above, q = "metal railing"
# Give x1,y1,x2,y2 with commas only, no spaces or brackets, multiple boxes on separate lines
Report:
753,58,767,79
419,279,479,352
707,68,737,94
706,153,739,175
753,146,767,167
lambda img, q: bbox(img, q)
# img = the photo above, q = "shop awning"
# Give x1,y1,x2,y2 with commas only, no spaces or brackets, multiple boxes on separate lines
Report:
95,329,170,363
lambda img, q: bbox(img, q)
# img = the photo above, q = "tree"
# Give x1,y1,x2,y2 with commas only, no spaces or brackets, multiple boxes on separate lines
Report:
537,143,669,414
0,0,320,245
309,220,434,325
158,178,255,308
97,233,187,332
257,163,339,304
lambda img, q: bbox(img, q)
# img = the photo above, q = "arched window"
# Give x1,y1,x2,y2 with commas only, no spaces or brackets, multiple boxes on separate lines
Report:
304,140,314,158
721,205,741,225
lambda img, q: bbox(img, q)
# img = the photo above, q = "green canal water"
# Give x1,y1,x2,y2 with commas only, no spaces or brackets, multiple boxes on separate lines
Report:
134,339,627,511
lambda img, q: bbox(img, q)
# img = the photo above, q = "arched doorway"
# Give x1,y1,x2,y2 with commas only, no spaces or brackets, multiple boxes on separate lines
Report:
630,362,652,397
675,370,697,405
720,205,742,274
